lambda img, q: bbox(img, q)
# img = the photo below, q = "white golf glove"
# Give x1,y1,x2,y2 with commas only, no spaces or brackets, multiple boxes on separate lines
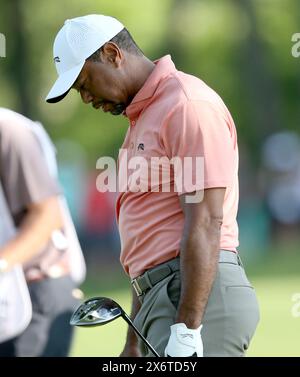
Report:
164,323,203,357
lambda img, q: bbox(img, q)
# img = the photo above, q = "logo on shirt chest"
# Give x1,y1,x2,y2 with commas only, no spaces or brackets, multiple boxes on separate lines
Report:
137,143,144,151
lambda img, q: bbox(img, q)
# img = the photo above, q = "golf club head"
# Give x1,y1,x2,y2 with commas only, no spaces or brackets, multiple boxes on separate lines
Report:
70,297,122,327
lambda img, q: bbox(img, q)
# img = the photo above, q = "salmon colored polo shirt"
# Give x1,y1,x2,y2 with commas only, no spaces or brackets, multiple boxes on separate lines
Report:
116,55,239,279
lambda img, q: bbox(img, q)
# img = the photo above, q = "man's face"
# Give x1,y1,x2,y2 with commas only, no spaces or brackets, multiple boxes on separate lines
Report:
72,44,129,115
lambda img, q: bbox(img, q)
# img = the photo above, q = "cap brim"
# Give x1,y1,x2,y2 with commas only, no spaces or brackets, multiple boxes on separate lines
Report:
45,62,85,103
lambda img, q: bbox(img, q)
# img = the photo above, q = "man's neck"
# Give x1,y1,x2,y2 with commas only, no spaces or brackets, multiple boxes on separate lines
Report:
128,55,155,99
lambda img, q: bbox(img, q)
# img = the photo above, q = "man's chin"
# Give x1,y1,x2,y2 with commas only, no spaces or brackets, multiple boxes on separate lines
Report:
110,103,126,116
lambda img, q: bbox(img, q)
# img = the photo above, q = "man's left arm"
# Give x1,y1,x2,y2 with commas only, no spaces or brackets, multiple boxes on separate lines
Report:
161,100,236,356
176,187,225,327
0,120,63,272
165,187,225,357
0,196,63,271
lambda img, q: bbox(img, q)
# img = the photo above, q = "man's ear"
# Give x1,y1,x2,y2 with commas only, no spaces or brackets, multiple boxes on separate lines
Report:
100,42,122,67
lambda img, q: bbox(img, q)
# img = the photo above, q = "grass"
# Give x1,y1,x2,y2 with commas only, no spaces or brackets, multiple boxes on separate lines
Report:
70,244,300,357
247,276,300,356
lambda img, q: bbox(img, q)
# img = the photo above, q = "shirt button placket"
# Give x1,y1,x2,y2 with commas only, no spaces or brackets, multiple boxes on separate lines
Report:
130,120,136,154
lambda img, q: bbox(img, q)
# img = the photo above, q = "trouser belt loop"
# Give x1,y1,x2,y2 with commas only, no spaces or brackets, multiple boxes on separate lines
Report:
237,253,244,268
143,271,153,291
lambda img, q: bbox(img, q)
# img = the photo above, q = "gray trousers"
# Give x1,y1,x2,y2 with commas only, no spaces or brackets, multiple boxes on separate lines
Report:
134,251,260,357
0,275,79,357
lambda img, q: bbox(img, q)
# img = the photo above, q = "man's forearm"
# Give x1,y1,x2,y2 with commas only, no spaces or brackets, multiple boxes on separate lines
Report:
124,286,141,346
0,196,63,270
175,223,221,329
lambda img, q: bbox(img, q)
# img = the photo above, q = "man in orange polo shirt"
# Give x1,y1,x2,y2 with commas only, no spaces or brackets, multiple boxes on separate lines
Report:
46,15,260,356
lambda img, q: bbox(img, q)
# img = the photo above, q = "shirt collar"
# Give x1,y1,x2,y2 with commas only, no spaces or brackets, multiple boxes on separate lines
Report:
125,55,177,121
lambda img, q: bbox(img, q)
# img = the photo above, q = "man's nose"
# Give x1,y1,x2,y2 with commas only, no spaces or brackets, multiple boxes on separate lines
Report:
80,89,93,104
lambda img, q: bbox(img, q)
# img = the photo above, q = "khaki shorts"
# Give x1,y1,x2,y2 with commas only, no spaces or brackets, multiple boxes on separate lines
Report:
133,251,260,357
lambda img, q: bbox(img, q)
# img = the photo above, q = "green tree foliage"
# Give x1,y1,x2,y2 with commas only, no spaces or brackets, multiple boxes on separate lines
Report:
0,0,299,166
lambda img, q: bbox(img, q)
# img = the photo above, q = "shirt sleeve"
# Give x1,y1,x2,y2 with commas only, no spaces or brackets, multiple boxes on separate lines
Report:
159,99,238,195
0,122,61,215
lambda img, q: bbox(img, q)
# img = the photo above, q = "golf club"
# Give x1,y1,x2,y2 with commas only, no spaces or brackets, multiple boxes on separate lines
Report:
70,296,160,357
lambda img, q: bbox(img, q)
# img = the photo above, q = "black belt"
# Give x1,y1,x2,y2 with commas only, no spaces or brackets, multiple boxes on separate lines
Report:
131,257,180,297
131,250,240,297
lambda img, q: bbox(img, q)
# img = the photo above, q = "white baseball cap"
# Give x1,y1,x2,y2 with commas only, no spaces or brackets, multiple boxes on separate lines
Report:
45,14,124,103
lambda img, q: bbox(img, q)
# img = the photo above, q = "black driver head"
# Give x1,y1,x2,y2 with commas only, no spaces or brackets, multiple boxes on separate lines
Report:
70,297,122,327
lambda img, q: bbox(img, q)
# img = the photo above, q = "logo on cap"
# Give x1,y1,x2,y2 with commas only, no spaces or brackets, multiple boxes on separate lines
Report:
54,56,61,63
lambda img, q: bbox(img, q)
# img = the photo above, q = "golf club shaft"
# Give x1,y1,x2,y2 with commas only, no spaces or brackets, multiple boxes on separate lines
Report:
122,312,160,357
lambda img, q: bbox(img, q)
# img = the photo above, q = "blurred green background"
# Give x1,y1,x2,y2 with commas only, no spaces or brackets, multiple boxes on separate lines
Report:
0,0,299,357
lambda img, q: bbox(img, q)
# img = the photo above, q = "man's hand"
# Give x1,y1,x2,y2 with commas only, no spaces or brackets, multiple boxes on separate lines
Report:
119,344,142,357
119,286,142,357
164,323,203,357
0,258,8,276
